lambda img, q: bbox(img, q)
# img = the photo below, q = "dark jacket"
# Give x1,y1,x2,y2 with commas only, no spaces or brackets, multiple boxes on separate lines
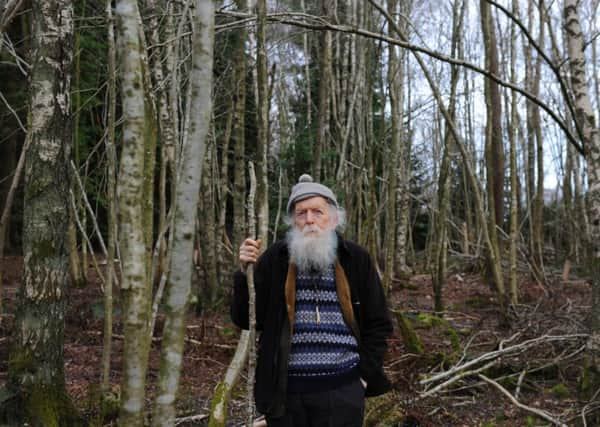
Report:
231,234,393,416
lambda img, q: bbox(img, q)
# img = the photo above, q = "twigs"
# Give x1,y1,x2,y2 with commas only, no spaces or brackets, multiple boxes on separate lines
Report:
415,329,588,425
420,333,587,389
174,413,208,426
479,374,568,427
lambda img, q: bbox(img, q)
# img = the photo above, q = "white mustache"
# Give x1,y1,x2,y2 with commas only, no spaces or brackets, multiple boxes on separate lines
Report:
302,224,322,234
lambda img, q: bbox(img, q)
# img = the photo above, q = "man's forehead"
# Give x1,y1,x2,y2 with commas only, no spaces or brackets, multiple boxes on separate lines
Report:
294,196,330,210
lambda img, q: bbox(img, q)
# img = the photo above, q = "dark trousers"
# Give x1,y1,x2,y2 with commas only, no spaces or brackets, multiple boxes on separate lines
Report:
266,379,365,427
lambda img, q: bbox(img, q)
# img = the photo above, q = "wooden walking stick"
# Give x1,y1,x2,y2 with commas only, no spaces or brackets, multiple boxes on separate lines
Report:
246,161,258,427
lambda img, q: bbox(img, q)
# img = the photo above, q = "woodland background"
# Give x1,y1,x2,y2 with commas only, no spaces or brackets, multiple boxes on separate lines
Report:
0,0,600,426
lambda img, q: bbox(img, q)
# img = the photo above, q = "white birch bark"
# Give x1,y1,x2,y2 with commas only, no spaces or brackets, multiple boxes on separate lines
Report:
115,1,153,425
7,0,81,423
151,1,214,425
564,0,600,333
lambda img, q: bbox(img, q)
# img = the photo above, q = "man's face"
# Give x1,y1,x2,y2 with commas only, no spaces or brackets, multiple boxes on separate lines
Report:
293,196,337,234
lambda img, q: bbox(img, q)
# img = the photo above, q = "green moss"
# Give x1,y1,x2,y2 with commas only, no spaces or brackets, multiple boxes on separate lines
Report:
0,385,86,427
550,383,569,399
394,311,424,354
218,325,237,339
29,386,85,426
86,384,119,427
7,348,35,377
416,313,444,328
443,327,461,352
33,238,55,259
208,381,228,427
404,282,419,291
578,364,600,400
415,313,461,352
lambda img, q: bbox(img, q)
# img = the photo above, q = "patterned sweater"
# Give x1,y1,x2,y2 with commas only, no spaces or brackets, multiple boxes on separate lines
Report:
287,265,360,393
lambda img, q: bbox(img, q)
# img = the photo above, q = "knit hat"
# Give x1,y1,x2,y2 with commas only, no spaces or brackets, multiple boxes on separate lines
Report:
287,174,338,213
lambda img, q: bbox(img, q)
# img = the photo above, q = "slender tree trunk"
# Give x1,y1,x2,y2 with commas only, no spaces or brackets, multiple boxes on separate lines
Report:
151,2,214,425
480,0,505,297
232,0,247,261
71,5,87,287
255,0,269,246
68,22,85,287
101,0,117,398
2,0,82,423
383,0,400,293
508,0,519,304
300,0,311,128
146,0,176,283
208,332,250,427
433,0,464,312
564,0,600,334
199,139,219,304
395,41,412,271
115,1,154,425
314,0,332,181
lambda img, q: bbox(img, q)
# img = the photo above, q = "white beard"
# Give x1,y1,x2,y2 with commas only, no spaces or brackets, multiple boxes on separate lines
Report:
287,224,338,272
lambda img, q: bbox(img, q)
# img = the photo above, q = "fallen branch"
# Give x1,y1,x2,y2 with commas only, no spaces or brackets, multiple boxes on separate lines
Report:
478,374,567,427
420,334,588,387
174,413,208,426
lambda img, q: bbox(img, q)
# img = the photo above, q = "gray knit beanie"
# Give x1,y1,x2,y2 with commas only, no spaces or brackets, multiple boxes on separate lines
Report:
286,174,338,213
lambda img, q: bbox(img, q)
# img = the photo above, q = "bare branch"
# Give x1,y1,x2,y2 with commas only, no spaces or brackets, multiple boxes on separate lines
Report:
479,374,568,427
215,8,584,155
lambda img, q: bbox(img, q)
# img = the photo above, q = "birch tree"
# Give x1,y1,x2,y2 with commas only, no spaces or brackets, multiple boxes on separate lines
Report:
115,1,154,425
152,1,214,424
563,0,600,337
2,0,82,423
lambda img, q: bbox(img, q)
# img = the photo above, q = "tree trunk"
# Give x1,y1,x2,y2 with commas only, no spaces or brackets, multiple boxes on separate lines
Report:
480,0,505,296
563,0,600,333
433,0,464,313
199,139,219,305
232,0,247,262
208,331,250,427
313,0,332,181
102,0,117,398
508,0,519,305
383,0,401,293
146,0,176,284
2,0,82,424
115,1,154,425
255,0,269,247
151,2,214,425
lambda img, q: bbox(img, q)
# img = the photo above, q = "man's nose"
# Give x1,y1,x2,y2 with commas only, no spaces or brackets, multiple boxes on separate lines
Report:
305,211,314,223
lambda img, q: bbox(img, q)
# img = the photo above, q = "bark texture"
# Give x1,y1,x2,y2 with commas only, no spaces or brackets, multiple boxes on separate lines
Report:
151,2,214,425
2,1,82,424
115,1,153,425
564,0,600,332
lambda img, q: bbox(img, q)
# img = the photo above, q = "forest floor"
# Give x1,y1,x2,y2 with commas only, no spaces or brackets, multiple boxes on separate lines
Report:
0,255,596,426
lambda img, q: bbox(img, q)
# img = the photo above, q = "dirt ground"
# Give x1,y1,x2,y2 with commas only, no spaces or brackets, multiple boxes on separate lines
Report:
0,255,595,426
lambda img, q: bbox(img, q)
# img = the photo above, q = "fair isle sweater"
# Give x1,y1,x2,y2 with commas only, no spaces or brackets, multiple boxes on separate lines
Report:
287,265,360,393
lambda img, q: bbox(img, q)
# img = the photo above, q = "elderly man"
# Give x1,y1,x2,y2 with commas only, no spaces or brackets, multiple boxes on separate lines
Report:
231,174,393,426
